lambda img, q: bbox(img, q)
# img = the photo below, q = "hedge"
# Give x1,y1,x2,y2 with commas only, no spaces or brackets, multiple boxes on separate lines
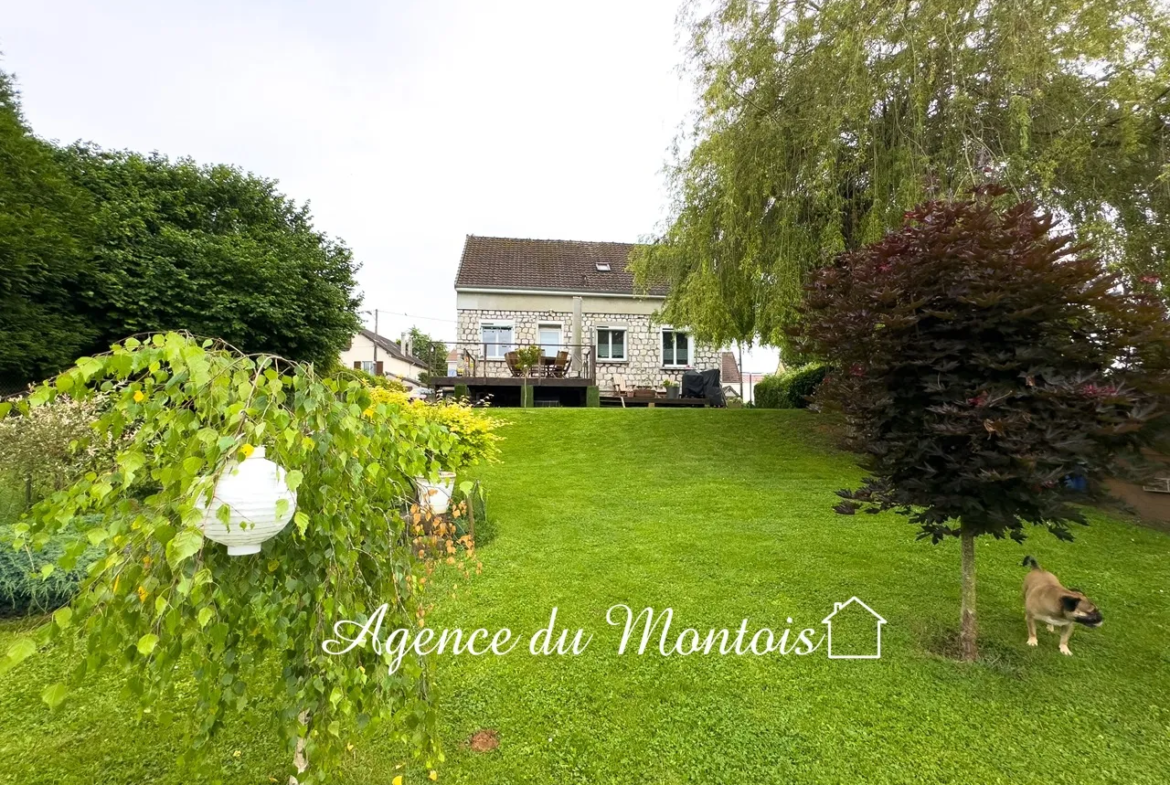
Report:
754,363,830,409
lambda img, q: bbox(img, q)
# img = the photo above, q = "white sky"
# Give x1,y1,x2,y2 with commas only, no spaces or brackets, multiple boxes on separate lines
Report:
1,0,780,373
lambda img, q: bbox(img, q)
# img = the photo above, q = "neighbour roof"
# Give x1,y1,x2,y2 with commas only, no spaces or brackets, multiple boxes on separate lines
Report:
720,352,742,384
359,329,428,368
454,235,667,296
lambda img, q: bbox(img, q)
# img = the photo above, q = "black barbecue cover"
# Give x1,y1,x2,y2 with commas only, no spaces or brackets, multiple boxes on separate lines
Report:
681,369,725,407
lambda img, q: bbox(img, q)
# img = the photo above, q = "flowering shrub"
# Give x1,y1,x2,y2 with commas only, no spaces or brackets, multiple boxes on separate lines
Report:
366,387,503,472
0,394,118,508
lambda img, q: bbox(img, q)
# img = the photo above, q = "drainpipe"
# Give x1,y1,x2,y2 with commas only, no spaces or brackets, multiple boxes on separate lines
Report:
571,296,583,371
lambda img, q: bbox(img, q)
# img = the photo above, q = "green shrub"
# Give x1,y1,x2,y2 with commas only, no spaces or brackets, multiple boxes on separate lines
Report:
334,366,407,392
454,383,470,400
753,364,830,409
753,374,787,408
0,519,102,616
782,363,830,408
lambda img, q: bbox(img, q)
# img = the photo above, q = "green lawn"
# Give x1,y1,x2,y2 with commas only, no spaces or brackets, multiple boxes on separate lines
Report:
3,410,1169,784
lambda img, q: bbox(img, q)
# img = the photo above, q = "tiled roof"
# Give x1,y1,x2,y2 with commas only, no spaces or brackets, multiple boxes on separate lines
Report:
454,235,667,296
720,351,742,384
360,329,428,368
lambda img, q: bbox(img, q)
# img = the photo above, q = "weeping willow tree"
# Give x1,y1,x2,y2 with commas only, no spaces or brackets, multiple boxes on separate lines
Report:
631,0,1170,351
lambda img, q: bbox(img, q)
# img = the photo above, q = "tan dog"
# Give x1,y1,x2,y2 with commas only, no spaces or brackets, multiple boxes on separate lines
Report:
1022,556,1102,656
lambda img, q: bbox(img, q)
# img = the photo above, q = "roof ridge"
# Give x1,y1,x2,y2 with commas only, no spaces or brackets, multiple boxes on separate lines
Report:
465,234,638,246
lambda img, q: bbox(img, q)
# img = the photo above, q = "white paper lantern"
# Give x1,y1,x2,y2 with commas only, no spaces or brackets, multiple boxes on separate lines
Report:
199,446,297,555
415,472,456,515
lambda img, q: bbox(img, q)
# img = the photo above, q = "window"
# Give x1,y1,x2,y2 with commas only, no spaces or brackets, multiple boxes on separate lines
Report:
595,261,611,272
662,329,690,367
481,324,513,359
596,328,626,361
538,323,562,356
361,360,378,374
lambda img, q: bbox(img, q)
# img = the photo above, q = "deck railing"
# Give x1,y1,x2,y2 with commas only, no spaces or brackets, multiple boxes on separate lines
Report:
445,342,595,382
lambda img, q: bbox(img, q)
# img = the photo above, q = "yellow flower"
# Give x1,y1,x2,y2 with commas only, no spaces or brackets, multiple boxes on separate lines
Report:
136,586,148,603
239,443,255,459
133,390,145,403
393,777,404,785
233,750,241,758
429,771,438,781
346,743,354,752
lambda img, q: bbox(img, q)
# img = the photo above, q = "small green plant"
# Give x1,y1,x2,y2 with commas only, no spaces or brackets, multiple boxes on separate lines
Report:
453,383,470,400
663,379,679,388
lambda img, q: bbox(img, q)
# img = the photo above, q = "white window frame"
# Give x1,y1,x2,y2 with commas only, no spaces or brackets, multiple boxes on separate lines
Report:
480,321,514,360
360,360,378,374
537,321,564,356
660,327,691,368
595,326,628,362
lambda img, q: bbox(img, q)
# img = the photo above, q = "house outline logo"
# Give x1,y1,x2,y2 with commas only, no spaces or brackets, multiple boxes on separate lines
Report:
821,597,886,659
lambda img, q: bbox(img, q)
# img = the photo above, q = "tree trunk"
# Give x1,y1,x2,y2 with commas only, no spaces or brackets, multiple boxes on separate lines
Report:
959,526,978,661
737,342,745,403
289,710,310,785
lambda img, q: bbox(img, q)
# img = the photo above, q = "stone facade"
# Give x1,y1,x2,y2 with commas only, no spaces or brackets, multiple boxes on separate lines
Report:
455,308,721,392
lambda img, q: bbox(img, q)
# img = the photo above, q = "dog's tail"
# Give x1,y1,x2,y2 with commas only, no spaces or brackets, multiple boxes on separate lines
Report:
1022,555,1039,570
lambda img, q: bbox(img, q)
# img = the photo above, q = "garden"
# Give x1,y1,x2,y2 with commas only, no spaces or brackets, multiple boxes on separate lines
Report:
2,408,1169,784
4,0,1170,781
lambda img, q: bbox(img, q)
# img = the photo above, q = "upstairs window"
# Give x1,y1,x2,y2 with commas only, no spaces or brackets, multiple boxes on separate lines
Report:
481,323,513,359
662,329,690,367
596,327,626,361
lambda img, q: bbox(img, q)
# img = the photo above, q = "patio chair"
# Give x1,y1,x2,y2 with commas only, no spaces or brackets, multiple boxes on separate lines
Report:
552,351,570,377
505,351,524,377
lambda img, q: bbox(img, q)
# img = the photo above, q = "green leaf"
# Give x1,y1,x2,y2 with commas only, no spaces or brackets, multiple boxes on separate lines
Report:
39,564,55,580
459,481,474,497
53,607,72,630
1,638,37,675
285,470,304,492
42,682,69,710
166,529,204,570
294,511,310,536
0,402,10,418
197,607,214,628
86,528,109,546
137,633,159,656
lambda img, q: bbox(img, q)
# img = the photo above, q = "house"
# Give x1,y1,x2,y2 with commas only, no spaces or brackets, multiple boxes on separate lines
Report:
821,597,886,659
432,235,733,405
339,329,430,389
720,352,743,399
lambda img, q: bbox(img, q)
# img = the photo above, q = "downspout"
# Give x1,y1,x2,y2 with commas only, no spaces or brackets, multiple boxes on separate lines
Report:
572,296,583,373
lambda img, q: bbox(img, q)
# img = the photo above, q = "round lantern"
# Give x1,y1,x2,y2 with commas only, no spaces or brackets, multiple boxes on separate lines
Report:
414,472,456,515
199,446,297,555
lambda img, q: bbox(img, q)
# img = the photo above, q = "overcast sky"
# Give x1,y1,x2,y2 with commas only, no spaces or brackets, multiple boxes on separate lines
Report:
2,0,780,372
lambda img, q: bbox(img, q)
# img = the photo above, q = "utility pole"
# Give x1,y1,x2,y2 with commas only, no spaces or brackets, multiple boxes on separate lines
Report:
363,309,379,363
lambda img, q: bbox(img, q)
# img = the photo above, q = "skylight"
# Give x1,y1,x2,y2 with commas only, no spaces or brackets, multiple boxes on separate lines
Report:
595,262,611,272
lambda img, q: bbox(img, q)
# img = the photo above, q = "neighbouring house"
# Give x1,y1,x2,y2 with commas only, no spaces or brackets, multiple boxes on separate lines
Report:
720,352,743,399
339,329,430,389
432,235,734,405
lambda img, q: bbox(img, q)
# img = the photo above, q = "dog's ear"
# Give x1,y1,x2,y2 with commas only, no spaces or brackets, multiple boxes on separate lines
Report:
1060,595,1080,613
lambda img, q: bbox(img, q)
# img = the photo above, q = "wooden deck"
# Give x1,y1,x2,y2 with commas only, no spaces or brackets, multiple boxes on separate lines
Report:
430,376,594,389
